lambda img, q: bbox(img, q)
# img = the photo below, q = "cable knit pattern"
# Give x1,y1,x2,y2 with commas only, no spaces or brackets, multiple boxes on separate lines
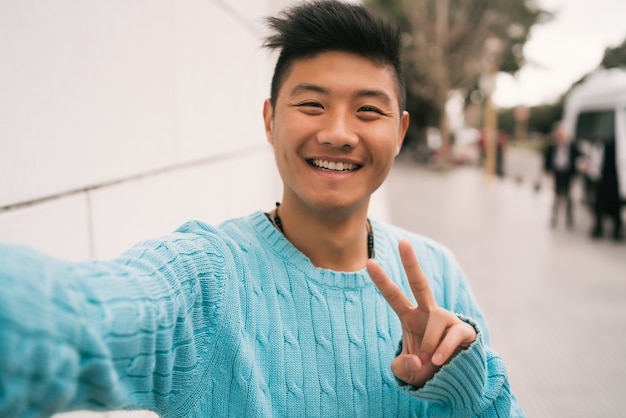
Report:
0,211,524,417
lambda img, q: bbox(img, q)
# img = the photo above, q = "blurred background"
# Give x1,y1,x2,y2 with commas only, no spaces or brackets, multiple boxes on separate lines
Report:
1,0,625,417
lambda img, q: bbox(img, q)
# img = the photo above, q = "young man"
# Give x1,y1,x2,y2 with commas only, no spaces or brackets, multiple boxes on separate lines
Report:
0,1,524,416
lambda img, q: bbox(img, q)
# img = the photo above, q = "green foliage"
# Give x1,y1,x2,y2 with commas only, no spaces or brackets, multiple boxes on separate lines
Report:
601,38,626,69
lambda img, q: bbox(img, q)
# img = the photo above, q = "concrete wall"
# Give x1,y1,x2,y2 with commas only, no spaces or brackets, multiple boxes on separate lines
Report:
0,1,388,417
0,0,285,262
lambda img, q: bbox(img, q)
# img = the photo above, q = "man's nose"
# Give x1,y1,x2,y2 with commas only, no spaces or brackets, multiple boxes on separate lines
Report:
317,110,359,148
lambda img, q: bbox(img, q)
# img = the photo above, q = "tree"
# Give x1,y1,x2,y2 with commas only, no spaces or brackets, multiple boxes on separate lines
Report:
365,0,550,158
601,38,626,69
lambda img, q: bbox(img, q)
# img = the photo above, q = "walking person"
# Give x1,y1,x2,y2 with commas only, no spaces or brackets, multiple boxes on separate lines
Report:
587,136,623,240
543,122,582,228
0,1,525,416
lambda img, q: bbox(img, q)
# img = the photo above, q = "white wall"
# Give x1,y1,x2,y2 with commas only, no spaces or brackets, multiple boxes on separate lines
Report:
0,0,387,417
0,0,284,262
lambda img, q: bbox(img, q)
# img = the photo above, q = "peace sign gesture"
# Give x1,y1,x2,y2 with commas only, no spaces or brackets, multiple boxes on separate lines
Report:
367,239,477,388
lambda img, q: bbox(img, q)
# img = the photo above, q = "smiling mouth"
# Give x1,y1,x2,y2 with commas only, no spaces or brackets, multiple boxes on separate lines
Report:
309,158,361,172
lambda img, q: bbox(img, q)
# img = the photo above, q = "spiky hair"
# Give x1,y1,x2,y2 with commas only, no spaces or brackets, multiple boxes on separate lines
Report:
263,0,406,111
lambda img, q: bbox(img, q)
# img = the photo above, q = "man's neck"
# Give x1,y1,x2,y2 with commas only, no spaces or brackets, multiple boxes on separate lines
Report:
272,200,371,272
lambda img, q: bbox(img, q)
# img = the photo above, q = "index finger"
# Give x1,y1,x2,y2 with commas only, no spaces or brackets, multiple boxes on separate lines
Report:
366,259,415,317
398,239,437,312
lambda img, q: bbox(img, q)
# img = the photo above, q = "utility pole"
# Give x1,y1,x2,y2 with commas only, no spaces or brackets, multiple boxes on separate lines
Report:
434,0,450,165
480,37,502,179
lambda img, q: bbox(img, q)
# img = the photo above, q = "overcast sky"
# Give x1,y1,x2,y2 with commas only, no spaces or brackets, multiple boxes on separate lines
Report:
492,0,626,108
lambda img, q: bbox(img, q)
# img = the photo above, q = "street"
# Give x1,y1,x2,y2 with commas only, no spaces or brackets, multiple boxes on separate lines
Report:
386,152,626,417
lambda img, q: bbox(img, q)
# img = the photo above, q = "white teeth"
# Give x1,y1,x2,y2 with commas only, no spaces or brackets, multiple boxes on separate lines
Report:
311,159,357,172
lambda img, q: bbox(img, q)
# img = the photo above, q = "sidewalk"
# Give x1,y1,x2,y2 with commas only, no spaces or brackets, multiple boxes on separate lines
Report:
386,153,626,417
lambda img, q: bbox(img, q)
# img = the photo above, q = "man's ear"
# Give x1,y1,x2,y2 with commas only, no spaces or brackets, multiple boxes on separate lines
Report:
263,99,274,145
396,111,410,155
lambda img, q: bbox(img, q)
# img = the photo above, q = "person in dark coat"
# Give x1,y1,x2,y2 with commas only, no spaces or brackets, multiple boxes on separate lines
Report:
543,123,582,228
589,137,623,240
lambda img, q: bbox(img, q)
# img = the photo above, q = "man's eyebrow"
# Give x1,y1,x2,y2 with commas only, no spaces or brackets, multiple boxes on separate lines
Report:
289,83,330,96
355,89,393,104
289,83,394,105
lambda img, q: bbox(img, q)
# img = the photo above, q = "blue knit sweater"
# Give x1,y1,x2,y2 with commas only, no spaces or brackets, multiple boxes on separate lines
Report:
0,211,524,417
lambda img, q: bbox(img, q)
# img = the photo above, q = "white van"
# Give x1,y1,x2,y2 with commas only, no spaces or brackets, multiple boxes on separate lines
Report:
562,68,626,202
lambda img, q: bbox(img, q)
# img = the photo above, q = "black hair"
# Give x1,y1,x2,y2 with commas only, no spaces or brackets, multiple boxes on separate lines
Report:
263,0,406,112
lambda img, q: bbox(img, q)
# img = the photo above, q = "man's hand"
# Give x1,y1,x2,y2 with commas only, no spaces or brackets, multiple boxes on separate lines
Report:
366,239,477,388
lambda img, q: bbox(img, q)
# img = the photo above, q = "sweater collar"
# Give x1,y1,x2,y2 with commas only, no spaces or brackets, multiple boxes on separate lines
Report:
250,211,383,289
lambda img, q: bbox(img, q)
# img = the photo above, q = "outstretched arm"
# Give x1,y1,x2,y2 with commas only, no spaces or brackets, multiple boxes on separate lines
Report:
0,234,223,417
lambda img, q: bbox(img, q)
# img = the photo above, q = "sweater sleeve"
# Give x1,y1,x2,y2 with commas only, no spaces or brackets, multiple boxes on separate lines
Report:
399,242,526,418
0,232,227,417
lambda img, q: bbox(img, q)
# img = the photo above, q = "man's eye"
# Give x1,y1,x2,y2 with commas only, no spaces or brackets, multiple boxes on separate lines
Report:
298,102,324,109
359,106,383,114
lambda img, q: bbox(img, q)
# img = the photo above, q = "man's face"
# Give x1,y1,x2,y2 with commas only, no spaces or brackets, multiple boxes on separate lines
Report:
263,51,409,216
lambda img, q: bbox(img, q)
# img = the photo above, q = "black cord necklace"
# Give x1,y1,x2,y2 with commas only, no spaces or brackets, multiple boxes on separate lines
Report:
267,202,375,259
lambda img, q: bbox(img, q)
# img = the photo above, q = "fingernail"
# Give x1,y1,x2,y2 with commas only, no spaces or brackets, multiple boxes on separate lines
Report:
432,352,444,366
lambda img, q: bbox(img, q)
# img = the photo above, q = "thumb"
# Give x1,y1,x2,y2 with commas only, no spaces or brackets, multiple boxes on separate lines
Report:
391,353,423,384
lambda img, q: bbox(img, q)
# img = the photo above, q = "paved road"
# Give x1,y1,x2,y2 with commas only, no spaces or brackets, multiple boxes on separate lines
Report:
386,153,626,417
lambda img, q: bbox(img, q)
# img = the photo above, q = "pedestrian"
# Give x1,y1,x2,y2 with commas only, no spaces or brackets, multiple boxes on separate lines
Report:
0,1,525,417
586,135,623,240
495,130,508,177
542,122,582,228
